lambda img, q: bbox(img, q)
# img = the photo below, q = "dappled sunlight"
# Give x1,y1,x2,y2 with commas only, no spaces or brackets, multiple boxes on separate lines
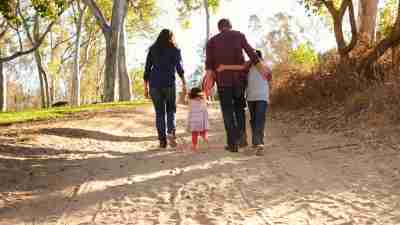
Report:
78,156,254,194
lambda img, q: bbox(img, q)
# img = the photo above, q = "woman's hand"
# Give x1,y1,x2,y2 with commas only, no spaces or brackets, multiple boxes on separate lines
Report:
144,87,150,99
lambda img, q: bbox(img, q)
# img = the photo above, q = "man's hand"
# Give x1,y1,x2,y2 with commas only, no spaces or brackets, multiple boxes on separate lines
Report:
182,84,187,97
203,70,216,97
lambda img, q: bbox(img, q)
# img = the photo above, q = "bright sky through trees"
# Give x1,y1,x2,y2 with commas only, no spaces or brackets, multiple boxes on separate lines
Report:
128,0,337,75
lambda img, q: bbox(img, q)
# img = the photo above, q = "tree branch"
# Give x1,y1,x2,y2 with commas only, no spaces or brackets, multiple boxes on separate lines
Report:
82,0,111,35
321,0,338,18
0,21,55,63
343,0,358,54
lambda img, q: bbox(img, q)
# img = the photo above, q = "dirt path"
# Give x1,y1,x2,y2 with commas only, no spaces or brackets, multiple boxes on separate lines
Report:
1,105,400,225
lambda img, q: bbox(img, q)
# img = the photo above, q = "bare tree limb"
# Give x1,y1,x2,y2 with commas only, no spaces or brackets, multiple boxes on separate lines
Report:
0,21,55,63
343,0,358,54
82,0,111,35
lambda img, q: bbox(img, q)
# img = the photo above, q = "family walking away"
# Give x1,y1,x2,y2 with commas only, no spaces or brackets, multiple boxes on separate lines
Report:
144,18,271,154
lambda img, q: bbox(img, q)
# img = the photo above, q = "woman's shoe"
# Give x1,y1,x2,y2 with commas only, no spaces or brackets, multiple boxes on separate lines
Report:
160,139,167,149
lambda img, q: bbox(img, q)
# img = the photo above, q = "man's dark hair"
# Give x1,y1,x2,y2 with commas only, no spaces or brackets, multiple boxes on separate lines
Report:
218,19,232,31
256,50,263,59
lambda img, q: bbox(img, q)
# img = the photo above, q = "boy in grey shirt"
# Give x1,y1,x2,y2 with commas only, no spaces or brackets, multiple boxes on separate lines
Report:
217,50,271,155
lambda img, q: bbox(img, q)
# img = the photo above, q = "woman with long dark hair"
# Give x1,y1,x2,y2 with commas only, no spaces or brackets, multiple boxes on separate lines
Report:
144,29,187,148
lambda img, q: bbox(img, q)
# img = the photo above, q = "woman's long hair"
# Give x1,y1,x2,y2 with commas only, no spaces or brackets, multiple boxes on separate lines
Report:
150,29,176,59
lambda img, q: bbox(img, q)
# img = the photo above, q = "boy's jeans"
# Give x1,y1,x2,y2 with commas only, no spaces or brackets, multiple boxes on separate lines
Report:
247,101,268,145
150,87,176,142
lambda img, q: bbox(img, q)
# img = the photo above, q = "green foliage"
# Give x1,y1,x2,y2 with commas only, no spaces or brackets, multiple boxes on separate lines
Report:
126,0,158,35
0,0,68,20
31,0,68,18
379,0,398,38
0,0,15,19
299,0,342,14
0,101,148,125
177,0,220,28
130,68,145,99
288,42,319,67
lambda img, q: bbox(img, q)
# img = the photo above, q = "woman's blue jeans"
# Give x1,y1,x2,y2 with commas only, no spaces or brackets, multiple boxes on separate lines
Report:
150,87,176,141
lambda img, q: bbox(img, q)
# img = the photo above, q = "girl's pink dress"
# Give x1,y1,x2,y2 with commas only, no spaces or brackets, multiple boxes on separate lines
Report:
188,99,209,132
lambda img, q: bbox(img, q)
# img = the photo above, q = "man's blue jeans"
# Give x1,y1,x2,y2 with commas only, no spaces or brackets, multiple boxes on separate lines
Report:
217,86,247,147
150,87,176,141
247,101,268,145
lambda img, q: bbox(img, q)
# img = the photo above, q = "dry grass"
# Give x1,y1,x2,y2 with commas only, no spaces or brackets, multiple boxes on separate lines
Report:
270,52,400,128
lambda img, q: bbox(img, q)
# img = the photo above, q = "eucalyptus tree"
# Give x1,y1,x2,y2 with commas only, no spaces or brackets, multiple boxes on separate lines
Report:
0,0,69,111
82,0,156,102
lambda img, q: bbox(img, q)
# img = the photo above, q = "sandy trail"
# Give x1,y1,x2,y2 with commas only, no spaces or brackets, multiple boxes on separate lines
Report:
0,105,399,225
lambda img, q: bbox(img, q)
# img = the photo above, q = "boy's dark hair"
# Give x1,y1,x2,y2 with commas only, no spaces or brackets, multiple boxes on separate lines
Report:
218,19,232,31
189,87,204,99
256,50,263,59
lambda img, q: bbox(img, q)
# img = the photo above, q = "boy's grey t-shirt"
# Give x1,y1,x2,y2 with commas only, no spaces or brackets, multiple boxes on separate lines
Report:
246,66,269,102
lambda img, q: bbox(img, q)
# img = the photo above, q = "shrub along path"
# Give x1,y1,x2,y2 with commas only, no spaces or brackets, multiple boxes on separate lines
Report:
0,104,399,225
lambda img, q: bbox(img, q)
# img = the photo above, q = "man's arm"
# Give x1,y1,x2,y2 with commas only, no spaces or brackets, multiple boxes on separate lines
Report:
205,40,215,72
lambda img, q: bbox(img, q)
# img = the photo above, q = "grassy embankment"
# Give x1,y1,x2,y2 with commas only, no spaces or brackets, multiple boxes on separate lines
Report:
0,101,149,125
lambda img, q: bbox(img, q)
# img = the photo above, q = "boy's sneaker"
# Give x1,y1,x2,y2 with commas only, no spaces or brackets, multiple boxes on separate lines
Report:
253,144,265,156
255,149,264,156
168,134,177,148
252,144,265,150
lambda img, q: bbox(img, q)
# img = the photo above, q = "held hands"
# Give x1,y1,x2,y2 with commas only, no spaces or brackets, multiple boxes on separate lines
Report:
144,87,150,99
144,81,150,99
182,84,187,97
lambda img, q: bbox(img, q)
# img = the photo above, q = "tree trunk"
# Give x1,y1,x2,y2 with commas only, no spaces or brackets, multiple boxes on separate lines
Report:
103,35,116,102
0,50,6,112
34,52,48,108
72,4,85,106
118,21,132,101
395,47,400,75
33,16,50,108
203,0,210,42
358,0,379,43
323,0,358,64
359,0,400,80
43,65,51,107
83,0,128,102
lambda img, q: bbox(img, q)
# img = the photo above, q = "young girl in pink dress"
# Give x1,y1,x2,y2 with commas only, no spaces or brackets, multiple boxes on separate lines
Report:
187,87,209,151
